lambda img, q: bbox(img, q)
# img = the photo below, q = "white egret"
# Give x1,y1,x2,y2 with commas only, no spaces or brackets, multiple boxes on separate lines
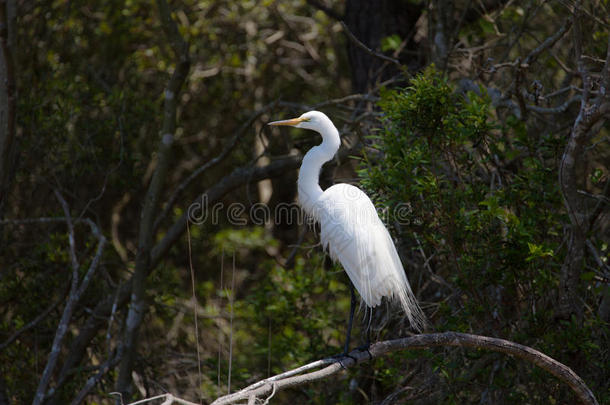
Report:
269,111,425,352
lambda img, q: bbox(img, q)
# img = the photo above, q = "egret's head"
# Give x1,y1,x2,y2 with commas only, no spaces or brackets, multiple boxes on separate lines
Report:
268,110,332,132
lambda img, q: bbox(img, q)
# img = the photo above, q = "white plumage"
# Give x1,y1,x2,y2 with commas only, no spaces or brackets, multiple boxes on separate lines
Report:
269,111,425,332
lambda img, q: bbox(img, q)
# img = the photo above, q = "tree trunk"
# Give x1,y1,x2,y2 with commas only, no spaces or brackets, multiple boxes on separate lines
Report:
0,0,16,217
557,227,585,319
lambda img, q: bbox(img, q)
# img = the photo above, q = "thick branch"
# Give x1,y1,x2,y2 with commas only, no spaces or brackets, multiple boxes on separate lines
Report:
211,332,599,405
150,154,302,268
154,102,278,231
116,0,191,398
523,18,572,66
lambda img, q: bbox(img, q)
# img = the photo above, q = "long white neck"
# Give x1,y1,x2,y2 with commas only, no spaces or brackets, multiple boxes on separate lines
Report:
298,122,340,216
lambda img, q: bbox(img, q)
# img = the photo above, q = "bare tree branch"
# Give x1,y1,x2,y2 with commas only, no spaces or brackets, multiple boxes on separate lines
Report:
150,154,303,268
211,332,599,405
588,177,610,230
340,21,401,67
0,216,107,355
52,280,133,401
70,353,122,405
277,93,379,112
527,95,582,114
523,18,572,66
154,101,279,231
32,193,107,405
488,18,573,120
115,0,191,398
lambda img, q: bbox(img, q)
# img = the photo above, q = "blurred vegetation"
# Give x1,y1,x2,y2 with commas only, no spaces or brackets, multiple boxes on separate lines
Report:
0,0,608,404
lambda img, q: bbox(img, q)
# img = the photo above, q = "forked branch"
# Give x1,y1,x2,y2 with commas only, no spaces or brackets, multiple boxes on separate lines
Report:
211,332,599,405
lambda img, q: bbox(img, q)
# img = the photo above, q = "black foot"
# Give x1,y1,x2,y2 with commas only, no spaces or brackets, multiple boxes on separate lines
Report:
354,342,373,361
332,351,358,369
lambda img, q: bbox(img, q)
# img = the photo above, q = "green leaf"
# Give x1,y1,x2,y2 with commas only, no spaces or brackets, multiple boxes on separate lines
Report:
381,34,402,52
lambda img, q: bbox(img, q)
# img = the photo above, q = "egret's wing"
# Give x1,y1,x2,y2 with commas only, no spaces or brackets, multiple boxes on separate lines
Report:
315,184,425,330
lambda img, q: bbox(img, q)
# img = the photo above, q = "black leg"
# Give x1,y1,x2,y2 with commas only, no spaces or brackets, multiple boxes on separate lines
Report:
355,307,373,361
363,307,371,348
343,281,357,355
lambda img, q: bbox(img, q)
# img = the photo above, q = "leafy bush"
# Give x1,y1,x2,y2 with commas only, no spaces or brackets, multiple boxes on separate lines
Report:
358,67,608,403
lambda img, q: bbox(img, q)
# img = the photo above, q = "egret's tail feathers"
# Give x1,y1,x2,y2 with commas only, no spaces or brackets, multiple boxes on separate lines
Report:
395,280,427,332
363,273,427,332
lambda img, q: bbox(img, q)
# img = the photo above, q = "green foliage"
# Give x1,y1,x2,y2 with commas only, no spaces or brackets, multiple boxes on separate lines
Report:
246,256,347,366
381,34,402,52
359,67,608,403
196,247,355,402
213,227,277,255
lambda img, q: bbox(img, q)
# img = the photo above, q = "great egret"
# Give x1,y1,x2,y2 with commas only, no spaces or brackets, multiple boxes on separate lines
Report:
269,111,425,352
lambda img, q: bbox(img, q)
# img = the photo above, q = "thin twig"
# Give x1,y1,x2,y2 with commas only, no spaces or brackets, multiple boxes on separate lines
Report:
589,178,610,229
218,248,224,389
413,232,454,292
340,21,401,66
70,353,122,405
0,291,64,351
186,222,203,404
261,383,276,405
595,28,610,107
543,85,581,99
586,239,610,274
227,252,236,394
276,93,378,114
527,95,582,114
154,102,278,231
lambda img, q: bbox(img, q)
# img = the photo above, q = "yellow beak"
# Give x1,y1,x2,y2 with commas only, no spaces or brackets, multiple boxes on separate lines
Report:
268,117,307,126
